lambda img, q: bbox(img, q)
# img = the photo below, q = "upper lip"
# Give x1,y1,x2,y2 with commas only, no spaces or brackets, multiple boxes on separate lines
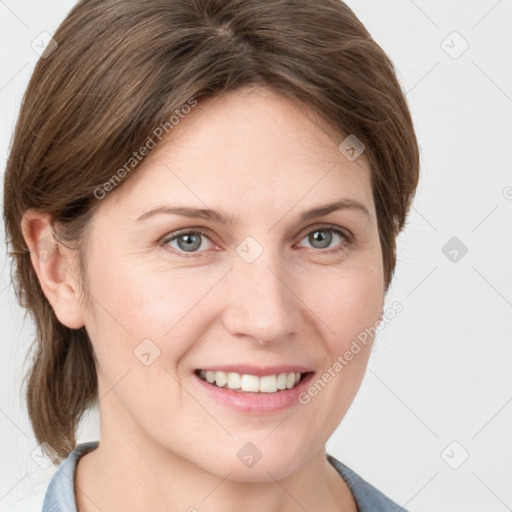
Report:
196,365,314,377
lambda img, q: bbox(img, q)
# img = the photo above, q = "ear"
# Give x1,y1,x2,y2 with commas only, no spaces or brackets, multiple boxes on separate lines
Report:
21,210,85,329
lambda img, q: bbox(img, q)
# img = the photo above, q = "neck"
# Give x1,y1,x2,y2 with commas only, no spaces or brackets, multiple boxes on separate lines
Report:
75,426,356,512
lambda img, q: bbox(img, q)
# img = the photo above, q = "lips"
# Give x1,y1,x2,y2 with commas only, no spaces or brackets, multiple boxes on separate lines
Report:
195,369,307,393
197,364,313,377
193,367,315,414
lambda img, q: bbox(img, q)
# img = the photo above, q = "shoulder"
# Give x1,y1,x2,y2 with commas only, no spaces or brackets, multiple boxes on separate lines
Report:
327,454,407,512
41,441,99,512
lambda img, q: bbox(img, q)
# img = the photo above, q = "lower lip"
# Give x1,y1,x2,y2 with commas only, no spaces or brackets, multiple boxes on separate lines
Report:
193,372,314,414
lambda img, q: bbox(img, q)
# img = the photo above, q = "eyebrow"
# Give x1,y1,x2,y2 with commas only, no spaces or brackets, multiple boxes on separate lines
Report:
135,199,371,224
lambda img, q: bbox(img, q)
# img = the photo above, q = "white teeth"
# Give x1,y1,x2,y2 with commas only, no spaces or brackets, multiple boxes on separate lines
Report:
259,375,277,393
276,373,287,390
198,370,306,393
240,374,260,392
215,371,227,387
227,372,241,389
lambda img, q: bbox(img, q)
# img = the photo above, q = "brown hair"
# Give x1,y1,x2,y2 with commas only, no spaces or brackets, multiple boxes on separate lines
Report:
3,0,419,460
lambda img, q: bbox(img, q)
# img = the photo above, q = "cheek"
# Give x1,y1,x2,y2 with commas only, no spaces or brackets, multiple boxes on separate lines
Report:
310,259,384,348
82,257,230,371
299,260,383,415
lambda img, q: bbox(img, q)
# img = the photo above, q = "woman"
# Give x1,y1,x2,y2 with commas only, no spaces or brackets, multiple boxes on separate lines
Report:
3,0,419,510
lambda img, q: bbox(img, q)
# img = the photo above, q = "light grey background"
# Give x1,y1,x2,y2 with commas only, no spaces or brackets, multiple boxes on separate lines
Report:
1,1,511,511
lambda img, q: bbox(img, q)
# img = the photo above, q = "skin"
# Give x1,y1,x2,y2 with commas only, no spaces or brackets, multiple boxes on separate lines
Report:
23,86,384,511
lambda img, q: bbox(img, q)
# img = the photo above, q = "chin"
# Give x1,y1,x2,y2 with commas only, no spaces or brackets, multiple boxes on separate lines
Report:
201,436,311,483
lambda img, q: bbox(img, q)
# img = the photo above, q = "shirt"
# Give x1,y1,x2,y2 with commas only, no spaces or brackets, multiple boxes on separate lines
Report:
42,441,406,511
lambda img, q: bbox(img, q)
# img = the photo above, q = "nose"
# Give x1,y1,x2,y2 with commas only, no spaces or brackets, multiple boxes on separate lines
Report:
221,248,302,346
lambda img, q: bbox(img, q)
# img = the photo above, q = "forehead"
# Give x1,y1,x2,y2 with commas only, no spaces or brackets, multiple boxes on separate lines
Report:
101,86,374,220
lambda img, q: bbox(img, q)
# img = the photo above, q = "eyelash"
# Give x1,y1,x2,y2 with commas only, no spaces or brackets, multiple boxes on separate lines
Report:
159,225,352,257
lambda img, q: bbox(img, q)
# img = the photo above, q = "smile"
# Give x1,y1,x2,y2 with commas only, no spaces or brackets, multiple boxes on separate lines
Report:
195,369,307,393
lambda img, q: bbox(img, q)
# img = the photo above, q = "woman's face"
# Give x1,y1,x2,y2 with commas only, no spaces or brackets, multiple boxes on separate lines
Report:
78,86,384,481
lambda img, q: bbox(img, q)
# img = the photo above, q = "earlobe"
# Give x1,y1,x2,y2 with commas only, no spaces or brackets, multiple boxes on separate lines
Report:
21,210,85,329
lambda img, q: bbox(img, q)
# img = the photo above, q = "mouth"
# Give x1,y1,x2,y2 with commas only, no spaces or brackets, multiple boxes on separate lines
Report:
194,369,312,394
192,364,315,413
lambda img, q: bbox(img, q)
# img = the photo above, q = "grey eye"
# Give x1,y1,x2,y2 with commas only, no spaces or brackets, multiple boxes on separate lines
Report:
176,233,202,252
308,229,333,249
299,228,346,250
165,231,211,253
